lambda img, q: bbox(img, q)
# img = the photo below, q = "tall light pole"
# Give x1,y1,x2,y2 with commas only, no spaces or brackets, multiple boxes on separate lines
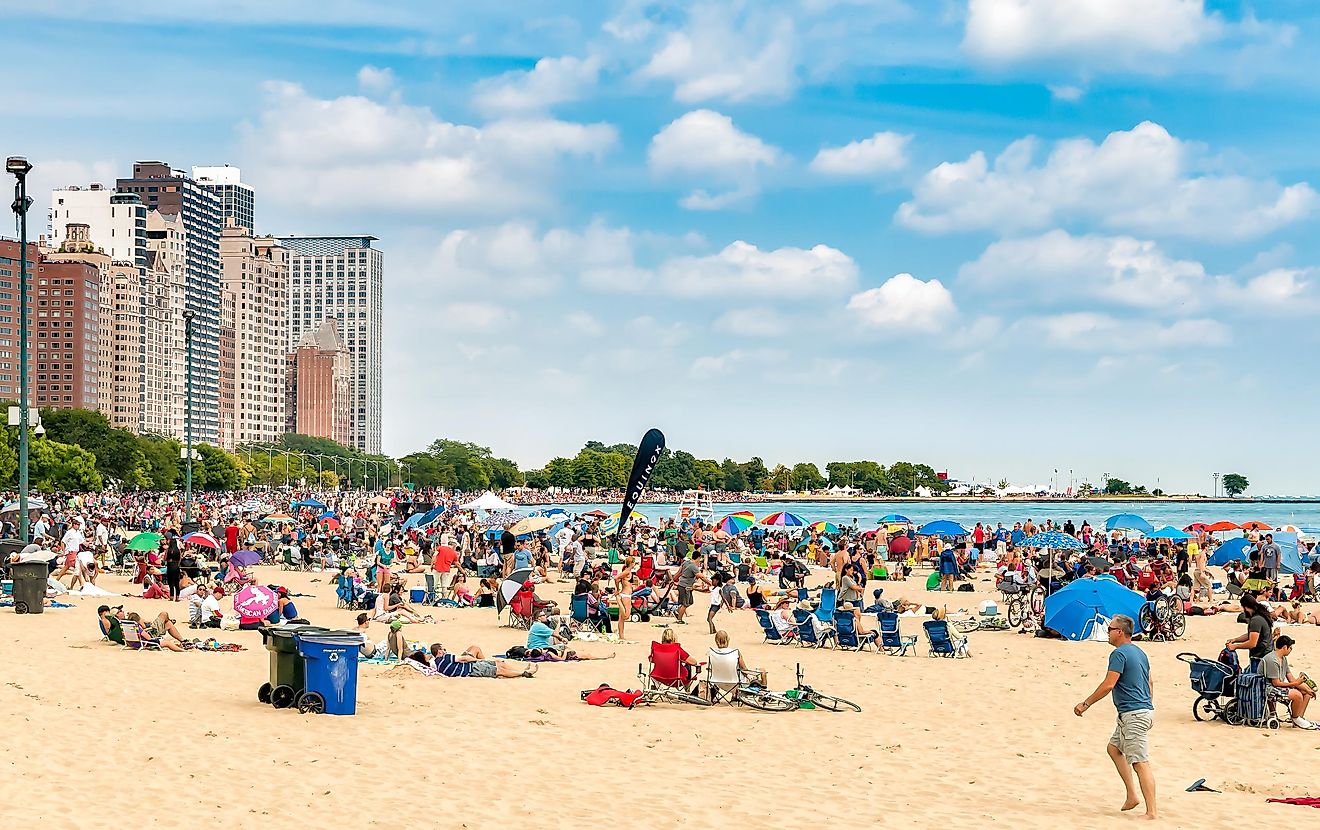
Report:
1213,472,1220,498
183,309,196,523
7,157,32,542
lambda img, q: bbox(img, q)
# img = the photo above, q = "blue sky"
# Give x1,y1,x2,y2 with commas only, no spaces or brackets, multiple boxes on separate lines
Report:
5,1,1320,494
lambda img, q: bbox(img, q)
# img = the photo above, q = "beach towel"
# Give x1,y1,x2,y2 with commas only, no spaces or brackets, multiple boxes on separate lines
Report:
1266,798,1320,808
581,685,644,708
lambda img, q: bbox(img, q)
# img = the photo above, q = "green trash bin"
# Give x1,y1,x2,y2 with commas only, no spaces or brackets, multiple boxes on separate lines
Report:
10,561,48,615
258,624,332,709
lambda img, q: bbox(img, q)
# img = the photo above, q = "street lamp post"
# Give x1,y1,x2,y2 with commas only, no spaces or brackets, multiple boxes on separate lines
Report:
8,156,32,542
1213,472,1220,499
183,309,196,523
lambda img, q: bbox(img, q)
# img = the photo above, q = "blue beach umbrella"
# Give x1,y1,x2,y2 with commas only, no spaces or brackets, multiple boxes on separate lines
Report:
416,505,447,528
796,537,835,552
295,498,326,509
917,520,969,537
1043,577,1148,641
1104,514,1154,534
401,512,425,531
1018,530,1085,550
1148,526,1192,540
879,514,910,524
1208,537,1254,567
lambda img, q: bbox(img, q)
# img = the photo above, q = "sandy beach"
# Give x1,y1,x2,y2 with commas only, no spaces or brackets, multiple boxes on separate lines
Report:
2,566,1315,829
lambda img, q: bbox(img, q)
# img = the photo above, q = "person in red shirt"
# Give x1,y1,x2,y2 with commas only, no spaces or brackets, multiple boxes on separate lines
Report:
225,523,239,555
431,544,459,600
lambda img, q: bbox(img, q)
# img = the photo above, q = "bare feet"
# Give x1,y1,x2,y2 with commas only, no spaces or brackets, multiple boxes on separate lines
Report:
1140,813,1158,821
1120,798,1140,812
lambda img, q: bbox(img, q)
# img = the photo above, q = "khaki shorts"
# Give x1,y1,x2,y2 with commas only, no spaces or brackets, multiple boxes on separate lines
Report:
436,571,454,590
1109,709,1153,764
1193,570,1212,589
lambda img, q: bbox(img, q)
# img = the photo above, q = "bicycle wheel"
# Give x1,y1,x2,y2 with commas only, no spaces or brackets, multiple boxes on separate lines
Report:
737,689,798,712
663,688,715,707
807,692,862,713
1169,605,1186,639
1153,594,1173,621
1138,603,1156,633
1007,598,1025,627
954,619,979,633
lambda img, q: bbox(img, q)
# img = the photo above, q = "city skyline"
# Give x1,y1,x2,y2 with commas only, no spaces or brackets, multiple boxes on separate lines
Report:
5,2,1320,492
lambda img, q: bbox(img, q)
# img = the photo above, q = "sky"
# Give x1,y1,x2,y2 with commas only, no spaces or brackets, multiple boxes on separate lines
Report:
5,1,1320,495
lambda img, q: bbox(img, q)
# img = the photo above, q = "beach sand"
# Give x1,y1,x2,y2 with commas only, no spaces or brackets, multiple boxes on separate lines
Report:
1,567,1315,829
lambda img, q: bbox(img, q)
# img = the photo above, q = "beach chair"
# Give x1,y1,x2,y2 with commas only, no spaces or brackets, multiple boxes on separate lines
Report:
570,593,602,634
832,610,877,651
754,608,793,644
336,574,359,609
923,620,967,658
815,587,837,625
878,612,917,657
792,609,835,648
121,625,162,652
755,556,769,571
506,592,534,629
281,548,297,570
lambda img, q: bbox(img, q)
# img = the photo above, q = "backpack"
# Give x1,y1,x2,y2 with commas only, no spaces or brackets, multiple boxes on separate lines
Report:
505,646,528,659
580,684,644,708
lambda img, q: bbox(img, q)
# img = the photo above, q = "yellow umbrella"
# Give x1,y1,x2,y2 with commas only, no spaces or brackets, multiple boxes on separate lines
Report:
510,516,557,536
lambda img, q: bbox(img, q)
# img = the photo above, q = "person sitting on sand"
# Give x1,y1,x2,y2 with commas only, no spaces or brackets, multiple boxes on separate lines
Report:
145,611,186,643
374,586,423,624
428,643,537,678
200,586,225,628
98,605,126,645
451,573,475,607
527,610,567,655
125,612,185,651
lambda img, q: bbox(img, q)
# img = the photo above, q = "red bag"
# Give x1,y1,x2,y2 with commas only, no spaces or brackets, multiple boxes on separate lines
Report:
581,685,644,708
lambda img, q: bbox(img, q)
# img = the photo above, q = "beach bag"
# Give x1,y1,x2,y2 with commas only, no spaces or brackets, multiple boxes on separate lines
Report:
581,684,644,708
506,646,528,659
220,614,240,631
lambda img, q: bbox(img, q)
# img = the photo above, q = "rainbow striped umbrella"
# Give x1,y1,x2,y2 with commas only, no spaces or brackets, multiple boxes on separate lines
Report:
808,521,840,534
761,511,806,528
717,511,756,535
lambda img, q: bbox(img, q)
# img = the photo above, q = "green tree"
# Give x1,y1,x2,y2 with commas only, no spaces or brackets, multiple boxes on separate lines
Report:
195,444,247,491
138,435,181,490
319,470,340,489
720,459,748,491
887,461,949,495
1105,477,1134,495
765,464,791,492
1222,473,1249,497
741,457,769,493
790,462,825,490
30,438,103,491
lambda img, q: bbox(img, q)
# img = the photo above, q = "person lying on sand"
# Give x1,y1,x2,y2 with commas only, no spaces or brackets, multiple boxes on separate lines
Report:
125,612,185,652
427,643,537,678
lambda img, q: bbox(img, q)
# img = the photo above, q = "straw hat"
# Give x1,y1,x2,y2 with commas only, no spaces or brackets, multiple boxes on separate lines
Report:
795,600,815,611
839,602,857,611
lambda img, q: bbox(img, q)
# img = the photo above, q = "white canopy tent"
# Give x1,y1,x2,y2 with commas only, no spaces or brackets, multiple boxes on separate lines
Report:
460,491,521,511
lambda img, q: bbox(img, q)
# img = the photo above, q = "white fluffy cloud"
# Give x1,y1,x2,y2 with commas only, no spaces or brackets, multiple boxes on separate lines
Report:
963,0,1219,65
472,55,601,115
713,307,789,337
961,230,1320,314
662,241,857,298
357,65,396,95
442,302,519,330
637,5,796,103
1032,313,1230,351
241,80,616,215
896,121,1316,240
809,131,910,177
648,109,782,209
847,273,956,332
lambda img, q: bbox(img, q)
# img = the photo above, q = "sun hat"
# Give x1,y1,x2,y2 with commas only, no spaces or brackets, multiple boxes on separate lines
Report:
795,600,815,611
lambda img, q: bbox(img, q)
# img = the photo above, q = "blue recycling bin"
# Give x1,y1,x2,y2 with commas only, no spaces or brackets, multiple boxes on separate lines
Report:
293,633,361,715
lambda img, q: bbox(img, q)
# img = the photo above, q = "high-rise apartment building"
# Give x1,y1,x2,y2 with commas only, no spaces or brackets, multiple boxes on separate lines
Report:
47,186,148,274
117,162,222,445
0,239,35,400
279,236,383,453
218,288,235,449
286,320,351,447
143,211,188,439
33,255,103,410
193,165,255,236
219,225,288,448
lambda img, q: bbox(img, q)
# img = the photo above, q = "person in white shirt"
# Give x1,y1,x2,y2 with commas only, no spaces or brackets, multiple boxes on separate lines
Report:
55,518,87,588
200,586,224,628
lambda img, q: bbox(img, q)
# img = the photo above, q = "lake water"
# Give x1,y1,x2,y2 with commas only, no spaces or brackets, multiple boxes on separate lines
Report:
542,500,1320,531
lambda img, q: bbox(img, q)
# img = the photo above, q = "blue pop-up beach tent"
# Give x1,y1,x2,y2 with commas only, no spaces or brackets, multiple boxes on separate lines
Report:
1208,537,1253,567
1042,576,1148,641
1271,531,1307,575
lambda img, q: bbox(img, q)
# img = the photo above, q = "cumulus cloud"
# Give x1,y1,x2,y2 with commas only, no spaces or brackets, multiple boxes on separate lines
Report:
648,109,782,209
357,65,396,96
1032,313,1230,351
661,241,857,298
963,0,1220,65
566,311,607,336
809,131,910,177
472,55,601,115
960,230,1320,315
847,273,956,332
637,5,797,103
896,121,1316,240
713,307,789,337
442,302,519,330
240,80,616,215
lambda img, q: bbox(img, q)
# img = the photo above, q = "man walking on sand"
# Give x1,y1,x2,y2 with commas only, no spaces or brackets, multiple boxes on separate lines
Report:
1074,614,1157,820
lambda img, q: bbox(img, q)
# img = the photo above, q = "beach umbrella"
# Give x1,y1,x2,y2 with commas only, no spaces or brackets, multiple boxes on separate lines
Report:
1042,577,1148,641
401,512,425,531
1206,521,1240,532
415,505,447,528
480,510,524,529
879,514,910,524
809,521,841,535
917,520,969,537
1018,530,1084,550
1086,555,1112,573
1239,521,1271,531
1148,526,1192,540
229,549,261,568
716,512,756,535
582,509,608,519
496,568,534,613
761,511,806,528
233,584,278,623
125,532,163,552
1184,523,1210,533
510,516,556,536
1208,538,1254,567
795,537,835,552
263,514,295,524
181,531,219,550
319,517,341,531
1104,514,1154,534
295,498,326,509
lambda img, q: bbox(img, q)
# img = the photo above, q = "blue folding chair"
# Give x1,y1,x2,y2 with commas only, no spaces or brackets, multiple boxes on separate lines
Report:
815,587,837,625
755,608,793,644
793,609,835,648
570,593,602,633
832,610,876,651
923,619,967,658
878,611,917,656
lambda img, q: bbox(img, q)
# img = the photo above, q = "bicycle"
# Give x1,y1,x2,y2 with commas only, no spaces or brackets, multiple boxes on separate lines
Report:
637,662,713,707
1138,594,1186,641
706,670,800,712
1006,585,1045,628
788,663,862,712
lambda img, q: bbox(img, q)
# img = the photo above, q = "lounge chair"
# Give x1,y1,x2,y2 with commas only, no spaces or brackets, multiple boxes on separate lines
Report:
122,625,162,651
792,609,835,648
754,608,793,644
814,587,837,625
878,611,917,656
832,610,877,651
923,619,968,658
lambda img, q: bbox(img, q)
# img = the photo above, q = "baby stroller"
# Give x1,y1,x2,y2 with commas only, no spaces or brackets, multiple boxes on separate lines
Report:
1176,652,1238,722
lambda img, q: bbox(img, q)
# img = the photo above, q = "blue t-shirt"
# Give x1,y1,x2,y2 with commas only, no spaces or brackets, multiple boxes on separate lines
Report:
514,549,533,569
1107,643,1153,713
433,654,472,677
1010,529,1024,544
527,621,555,649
